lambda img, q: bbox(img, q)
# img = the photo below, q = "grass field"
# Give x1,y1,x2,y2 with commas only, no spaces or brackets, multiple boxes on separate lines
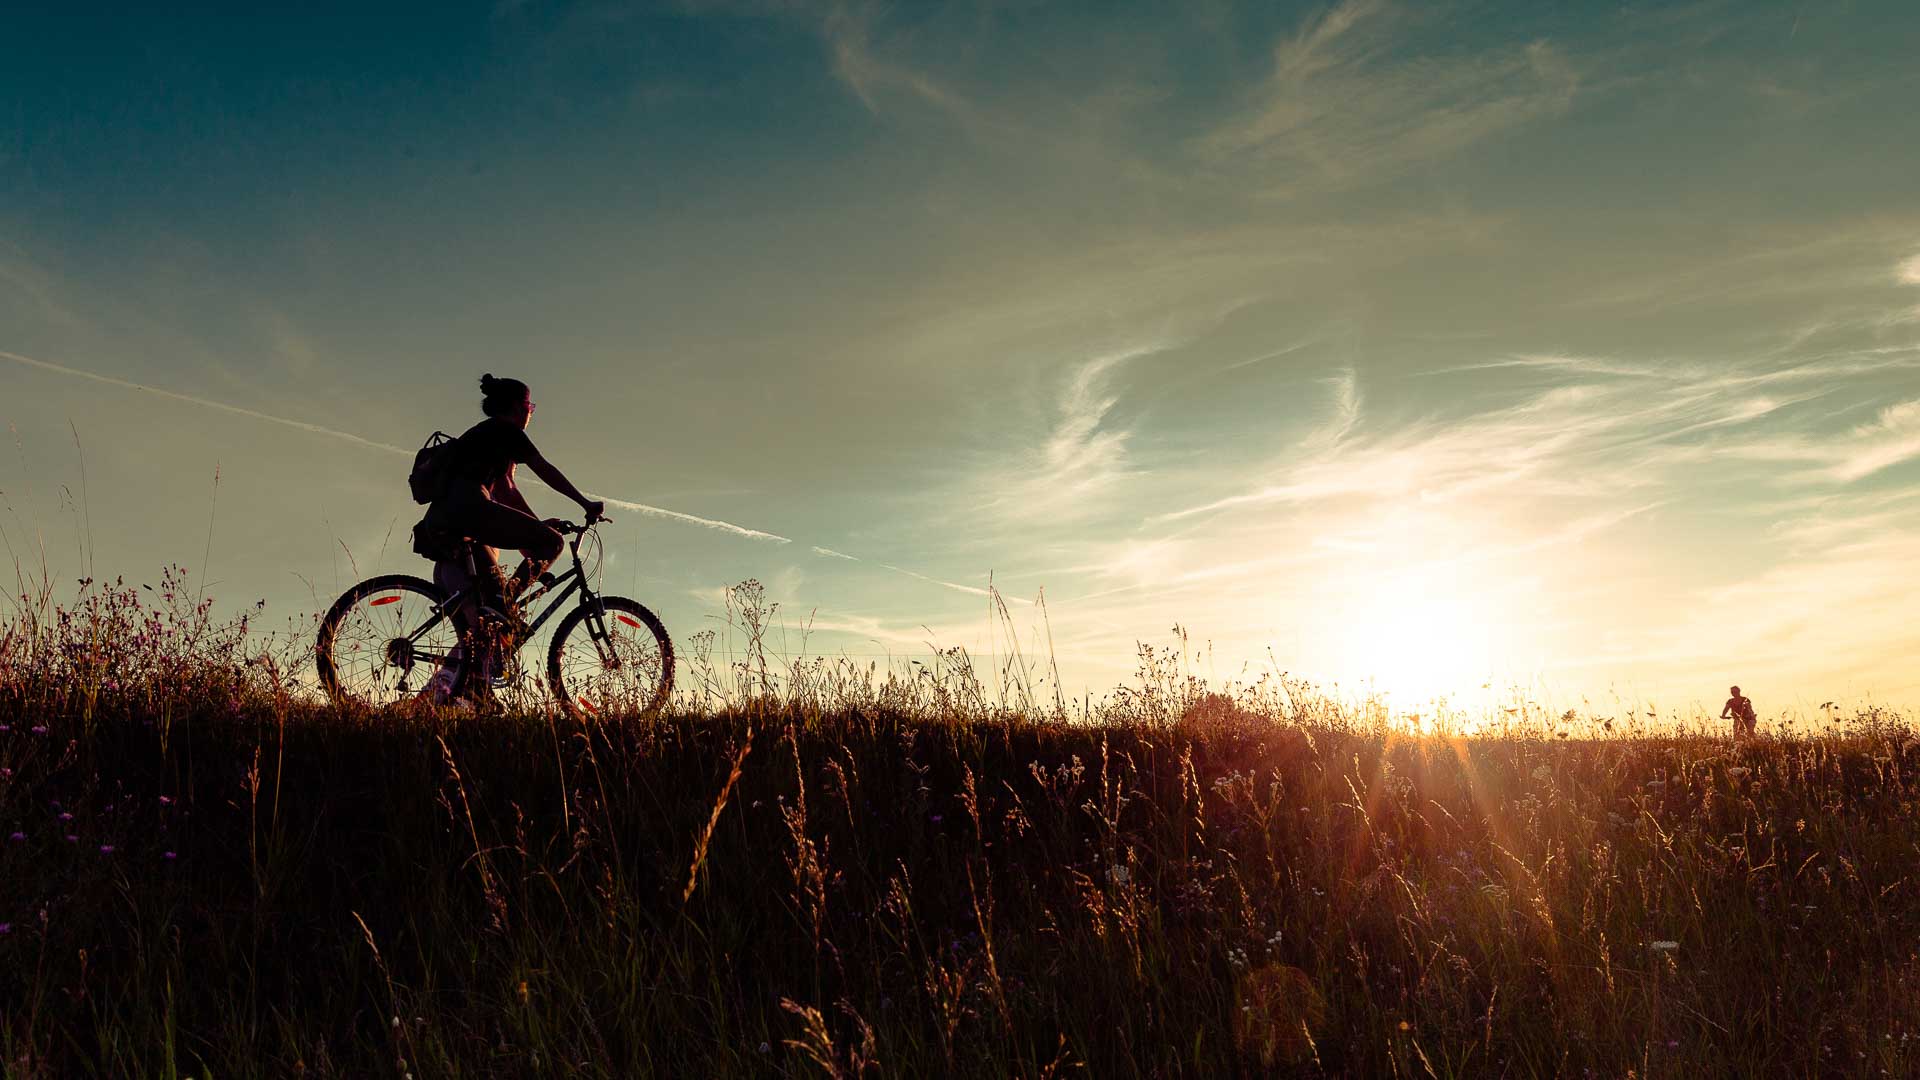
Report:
3,575,1918,1077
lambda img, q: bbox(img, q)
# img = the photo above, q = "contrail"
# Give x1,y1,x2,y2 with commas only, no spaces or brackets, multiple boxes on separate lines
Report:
0,348,788,543
879,562,1031,604
594,495,789,544
2,348,1006,598
1,348,414,456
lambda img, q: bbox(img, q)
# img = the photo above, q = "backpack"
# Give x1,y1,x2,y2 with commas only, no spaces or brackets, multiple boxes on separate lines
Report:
408,431,459,505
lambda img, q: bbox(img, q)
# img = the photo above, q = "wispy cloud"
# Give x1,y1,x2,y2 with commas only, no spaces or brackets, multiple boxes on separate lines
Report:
1042,348,1148,493
1301,365,1361,451
1827,399,1920,482
814,3,983,128
1159,337,1920,527
1195,0,1578,195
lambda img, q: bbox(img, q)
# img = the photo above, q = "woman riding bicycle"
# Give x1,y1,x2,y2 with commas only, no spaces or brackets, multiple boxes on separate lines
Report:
317,379,669,714
421,374,604,636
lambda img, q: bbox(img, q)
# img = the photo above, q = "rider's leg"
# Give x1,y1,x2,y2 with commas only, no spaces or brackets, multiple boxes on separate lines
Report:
427,550,486,704
460,499,564,608
425,495,560,705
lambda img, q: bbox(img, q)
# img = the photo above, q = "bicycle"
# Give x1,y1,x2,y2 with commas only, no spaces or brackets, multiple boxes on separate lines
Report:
315,515,674,718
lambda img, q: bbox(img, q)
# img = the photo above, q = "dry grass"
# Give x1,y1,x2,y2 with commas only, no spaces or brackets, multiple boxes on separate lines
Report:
2,573,1918,1077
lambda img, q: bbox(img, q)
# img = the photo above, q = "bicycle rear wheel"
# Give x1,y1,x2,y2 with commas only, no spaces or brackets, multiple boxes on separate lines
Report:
316,574,460,708
546,596,673,719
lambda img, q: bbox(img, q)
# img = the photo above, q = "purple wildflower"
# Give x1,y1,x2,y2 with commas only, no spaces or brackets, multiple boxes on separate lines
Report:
99,844,115,855
64,834,77,843
0,923,10,935
30,726,47,735
8,832,23,842
58,812,72,822
163,851,176,860
159,795,173,806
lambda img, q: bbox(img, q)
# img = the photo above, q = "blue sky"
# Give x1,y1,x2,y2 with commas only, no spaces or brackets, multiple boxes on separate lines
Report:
5,1,1920,712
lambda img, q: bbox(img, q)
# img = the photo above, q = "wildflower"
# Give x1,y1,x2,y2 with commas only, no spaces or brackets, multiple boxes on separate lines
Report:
1532,765,1553,781
1728,767,1750,779
63,834,77,843
99,844,114,855
0,724,9,732
8,833,23,842
58,813,72,822
0,923,9,935
1650,940,1679,952
1106,864,1130,886
30,726,46,735
758,1043,771,1054
163,851,176,860
159,796,173,806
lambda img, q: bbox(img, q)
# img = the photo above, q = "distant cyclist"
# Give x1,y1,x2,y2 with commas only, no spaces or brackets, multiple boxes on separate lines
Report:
1720,685,1757,737
420,373,604,637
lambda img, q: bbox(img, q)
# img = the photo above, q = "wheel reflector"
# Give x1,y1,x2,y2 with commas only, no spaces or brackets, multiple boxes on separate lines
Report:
616,614,642,629
369,596,402,607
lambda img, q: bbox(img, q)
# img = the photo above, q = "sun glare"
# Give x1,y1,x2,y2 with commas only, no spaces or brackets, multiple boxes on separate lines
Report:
1322,570,1499,709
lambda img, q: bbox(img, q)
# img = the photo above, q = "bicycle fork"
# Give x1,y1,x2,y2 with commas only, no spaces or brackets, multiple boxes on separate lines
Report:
580,597,619,663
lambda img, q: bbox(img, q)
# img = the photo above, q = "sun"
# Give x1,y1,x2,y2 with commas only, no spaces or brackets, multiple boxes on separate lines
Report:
1321,568,1499,709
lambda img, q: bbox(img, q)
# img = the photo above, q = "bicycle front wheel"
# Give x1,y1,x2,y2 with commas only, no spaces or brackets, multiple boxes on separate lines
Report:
316,574,460,708
546,596,673,720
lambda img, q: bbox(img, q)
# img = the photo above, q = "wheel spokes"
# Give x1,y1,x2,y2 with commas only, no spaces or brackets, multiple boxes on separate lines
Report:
324,587,461,706
556,610,668,717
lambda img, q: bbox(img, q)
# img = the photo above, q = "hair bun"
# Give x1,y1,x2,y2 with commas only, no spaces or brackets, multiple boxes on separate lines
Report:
480,373,497,393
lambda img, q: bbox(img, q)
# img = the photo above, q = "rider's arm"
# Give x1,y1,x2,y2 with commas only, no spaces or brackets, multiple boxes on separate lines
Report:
526,453,600,514
495,473,537,519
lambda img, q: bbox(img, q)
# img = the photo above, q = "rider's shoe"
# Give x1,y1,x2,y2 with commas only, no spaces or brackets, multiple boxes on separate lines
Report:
451,685,501,713
423,665,461,706
476,603,528,647
505,561,538,602
502,560,551,621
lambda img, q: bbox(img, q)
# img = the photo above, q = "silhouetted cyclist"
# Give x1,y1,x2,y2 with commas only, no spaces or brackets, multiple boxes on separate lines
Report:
418,375,603,696
1721,685,1757,737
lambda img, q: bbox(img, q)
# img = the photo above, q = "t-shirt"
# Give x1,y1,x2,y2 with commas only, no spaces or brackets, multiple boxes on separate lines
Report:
1724,695,1755,721
449,417,537,494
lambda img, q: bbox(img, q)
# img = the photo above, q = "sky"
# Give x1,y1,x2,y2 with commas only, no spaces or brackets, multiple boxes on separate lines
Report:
3,0,1919,714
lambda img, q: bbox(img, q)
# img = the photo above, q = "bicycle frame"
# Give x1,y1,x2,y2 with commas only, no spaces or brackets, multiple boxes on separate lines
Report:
399,524,610,660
